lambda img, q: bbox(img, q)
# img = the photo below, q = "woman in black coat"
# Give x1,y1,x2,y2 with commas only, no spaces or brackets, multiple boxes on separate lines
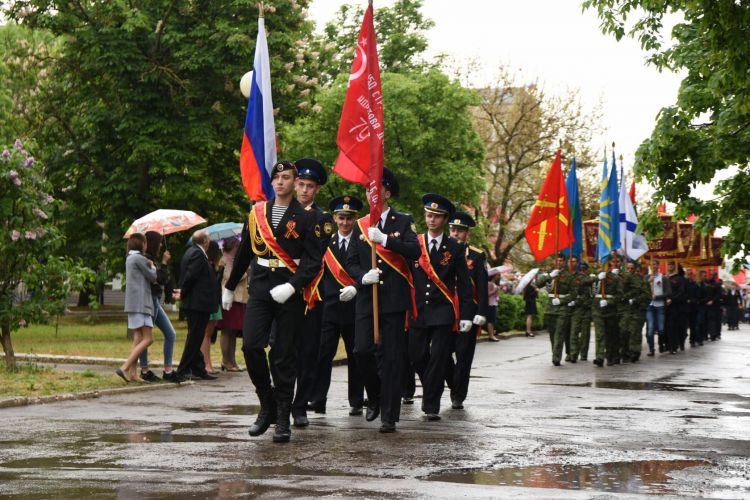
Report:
523,284,537,337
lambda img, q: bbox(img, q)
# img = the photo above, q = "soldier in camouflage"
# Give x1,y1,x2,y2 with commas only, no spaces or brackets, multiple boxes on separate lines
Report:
592,261,622,367
537,254,578,366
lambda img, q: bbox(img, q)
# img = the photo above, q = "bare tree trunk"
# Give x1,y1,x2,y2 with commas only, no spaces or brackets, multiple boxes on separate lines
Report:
1,322,16,370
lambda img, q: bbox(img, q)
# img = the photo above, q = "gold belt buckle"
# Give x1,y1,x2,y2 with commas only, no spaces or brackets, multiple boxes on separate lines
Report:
268,258,279,268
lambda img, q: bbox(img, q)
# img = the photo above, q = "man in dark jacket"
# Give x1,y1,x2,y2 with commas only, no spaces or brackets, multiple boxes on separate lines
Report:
408,194,473,421
346,168,421,433
176,230,220,381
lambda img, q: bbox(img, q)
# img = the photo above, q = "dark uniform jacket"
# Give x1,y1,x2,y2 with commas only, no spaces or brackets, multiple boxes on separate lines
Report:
346,208,421,318
225,198,323,294
465,246,489,319
321,232,358,324
668,273,687,309
179,245,220,313
410,234,473,328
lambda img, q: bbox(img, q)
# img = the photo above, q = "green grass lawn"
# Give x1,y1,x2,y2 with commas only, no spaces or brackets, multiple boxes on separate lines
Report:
0,360,124,398
10,313,349,367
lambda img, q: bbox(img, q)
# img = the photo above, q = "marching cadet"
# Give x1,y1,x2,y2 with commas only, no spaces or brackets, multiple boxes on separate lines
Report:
609,252,629,363
621,260,651,362
665,261,687,354
445,210,487,410
290,158,334,427
567,256,595,363
592,260,623,367
223,160,323,443
538,255,564,345
537,254,578,366
408,194,473,420
345,168,421,433
308,195,366,416
694,269,710,345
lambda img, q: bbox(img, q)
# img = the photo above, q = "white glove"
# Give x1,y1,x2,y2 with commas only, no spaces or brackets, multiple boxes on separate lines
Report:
459,320,472,332
612,268,620,275
550,269,560,278
589,274,596,279
270,283,295,304
551,298,561,306
568,301,576,307
362,268,381,285
598,272,607,280
472,314,486,326
339,285,357,302
599,299,608,308
221,288,235,310
368,226,386,244
629,298,634,305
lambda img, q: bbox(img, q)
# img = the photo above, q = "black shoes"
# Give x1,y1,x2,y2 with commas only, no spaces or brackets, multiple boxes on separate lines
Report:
198,372,218,380
451,400,464,410
293,414,309,427
593,358,604,367
349,406,363,416
140,370,160,383
307,400,326,414
552,360,561,366
425,413,441,421
647,351,655,357
379,422,396,433
365,405,380,422
402,397,414,405
273,401,292,443
162,371,183,383
248,392,276,437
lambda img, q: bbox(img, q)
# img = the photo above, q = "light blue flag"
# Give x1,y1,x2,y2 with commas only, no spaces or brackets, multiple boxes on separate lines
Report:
562,158,582,261
597,156,620,262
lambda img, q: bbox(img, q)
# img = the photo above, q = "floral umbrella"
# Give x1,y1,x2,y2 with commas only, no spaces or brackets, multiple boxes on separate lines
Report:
123,209,206,238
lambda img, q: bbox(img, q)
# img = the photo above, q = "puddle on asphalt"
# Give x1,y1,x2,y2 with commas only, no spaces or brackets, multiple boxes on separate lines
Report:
579,406,661,411
97,431,244,444
182,404,260,415
427,459,710,494
536,380,696,391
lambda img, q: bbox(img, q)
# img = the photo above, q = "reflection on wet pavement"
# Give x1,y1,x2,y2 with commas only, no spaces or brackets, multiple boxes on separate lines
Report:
428,459,710,494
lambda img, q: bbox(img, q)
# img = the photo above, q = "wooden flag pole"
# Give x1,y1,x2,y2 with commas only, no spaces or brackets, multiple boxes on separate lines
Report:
371,227,380,345
258,1,264,17
553,146,561,297
620,154,628,262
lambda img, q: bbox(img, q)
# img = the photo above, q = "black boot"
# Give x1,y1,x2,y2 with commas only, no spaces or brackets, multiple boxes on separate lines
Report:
248,390,276,437
273,400,292,443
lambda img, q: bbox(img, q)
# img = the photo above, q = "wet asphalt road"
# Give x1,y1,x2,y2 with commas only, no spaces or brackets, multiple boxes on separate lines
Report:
1,326,749,499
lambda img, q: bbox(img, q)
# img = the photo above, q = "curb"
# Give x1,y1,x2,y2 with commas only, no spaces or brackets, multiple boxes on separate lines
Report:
0,379,191,409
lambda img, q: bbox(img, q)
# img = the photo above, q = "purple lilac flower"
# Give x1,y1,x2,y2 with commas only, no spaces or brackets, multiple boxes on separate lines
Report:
1,149,9,159
33,208,48,220
11,230,20,241
8,170,21,186
23,157,34,168
13,139,23,150
25,230,36,240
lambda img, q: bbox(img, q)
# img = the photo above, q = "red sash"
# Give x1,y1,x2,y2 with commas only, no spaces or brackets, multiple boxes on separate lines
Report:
417,234,460,332
251,202,318,309
324,247,356,287
357,215,417,318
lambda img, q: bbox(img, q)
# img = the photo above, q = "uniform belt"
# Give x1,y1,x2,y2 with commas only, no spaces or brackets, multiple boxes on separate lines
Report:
257,257,300,269
594,294,614,299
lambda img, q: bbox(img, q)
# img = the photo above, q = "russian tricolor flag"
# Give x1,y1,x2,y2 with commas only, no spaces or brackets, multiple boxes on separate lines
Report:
240,16,276,201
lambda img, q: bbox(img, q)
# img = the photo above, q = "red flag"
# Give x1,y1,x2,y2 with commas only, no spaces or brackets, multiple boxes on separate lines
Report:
524,150,573,261
333,3,385,223
629,181,636,205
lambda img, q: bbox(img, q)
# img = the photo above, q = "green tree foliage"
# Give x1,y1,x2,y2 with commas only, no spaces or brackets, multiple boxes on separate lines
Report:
283,70,485,224
0,140,94,368
3,0,316,274
583,0,750,264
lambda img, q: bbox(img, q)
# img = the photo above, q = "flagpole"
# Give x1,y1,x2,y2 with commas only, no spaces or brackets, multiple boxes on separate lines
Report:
620,154,628,262
368,0,380,345
553,147,561,298
258,1,264,16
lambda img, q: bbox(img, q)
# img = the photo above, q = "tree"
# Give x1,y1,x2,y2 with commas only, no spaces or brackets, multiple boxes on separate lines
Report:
469,67,601,267
283,70,485,222
0,140,94,369
3,0,317,279
583,0,750,264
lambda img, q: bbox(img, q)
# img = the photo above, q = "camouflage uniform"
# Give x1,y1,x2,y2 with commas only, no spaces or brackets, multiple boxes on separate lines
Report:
569,272,595,362
592,270,622,366
625,273,651,361
538,270,578,365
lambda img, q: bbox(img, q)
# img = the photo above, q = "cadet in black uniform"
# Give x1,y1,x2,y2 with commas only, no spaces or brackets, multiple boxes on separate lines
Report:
308,195,366,416
409,194,473,421
290,158,334,427
223,161,323,443
345,168,421,433
445,211,488,410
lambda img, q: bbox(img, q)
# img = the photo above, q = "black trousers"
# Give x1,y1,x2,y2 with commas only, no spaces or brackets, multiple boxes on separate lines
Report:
177,309,208,376
666,305,686,351
707,307,721,340
402,329,416,399
445,326,477,404
727,306,739,328
688,308,697,345
354,311,407,424
409,324,454,414
694,308,707,344
241,277,306,404
310,314,364,408
292,305,323,417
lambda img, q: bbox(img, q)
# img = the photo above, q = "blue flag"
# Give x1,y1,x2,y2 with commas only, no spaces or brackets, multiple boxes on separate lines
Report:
597,155,620,262
562,158,582,260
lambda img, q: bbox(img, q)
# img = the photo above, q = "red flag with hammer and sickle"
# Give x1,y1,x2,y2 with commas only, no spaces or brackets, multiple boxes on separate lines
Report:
332,2,385,224
524,150,573,261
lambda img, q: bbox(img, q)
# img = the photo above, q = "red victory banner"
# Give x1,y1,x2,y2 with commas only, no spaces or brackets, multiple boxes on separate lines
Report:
332,1,385,223
524,150,573,261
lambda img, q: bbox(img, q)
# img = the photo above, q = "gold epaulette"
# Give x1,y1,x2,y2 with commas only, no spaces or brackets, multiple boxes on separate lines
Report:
469,245,484,254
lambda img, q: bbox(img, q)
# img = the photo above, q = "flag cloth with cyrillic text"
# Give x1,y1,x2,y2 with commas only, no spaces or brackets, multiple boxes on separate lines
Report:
524,150,573,261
